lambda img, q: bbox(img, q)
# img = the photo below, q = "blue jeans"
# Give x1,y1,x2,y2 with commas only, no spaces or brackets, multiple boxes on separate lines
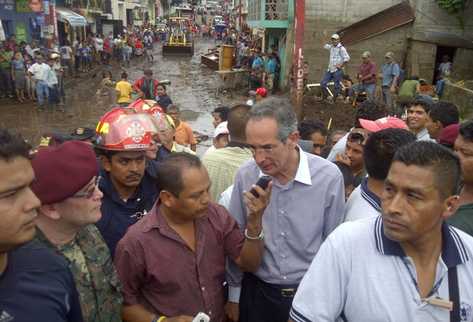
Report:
36,80,49,106
436,79,445,98
320,69,343,99
48,85,59,105
352,83,376,101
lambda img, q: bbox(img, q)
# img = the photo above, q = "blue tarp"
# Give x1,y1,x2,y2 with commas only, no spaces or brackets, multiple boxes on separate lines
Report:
55,7,87,27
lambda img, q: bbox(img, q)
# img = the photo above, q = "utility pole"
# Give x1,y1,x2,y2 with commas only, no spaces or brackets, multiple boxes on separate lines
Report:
238,0,242,31
291,0,304,120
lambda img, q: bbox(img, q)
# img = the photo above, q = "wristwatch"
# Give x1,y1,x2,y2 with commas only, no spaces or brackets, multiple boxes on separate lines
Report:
245,228,264,240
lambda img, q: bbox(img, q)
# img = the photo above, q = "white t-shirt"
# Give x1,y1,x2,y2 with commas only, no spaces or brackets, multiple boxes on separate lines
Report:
290,216,473,322
344,178,381,222
28,63,51,82
95,38,104,51
60,46,72,60
327,132,349,162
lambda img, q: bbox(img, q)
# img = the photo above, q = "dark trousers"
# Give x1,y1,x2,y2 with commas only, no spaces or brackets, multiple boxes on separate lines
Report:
0,68,12,96
239,274,297,322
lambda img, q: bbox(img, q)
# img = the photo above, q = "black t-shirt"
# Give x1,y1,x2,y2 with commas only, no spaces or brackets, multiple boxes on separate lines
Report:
0,240,83,322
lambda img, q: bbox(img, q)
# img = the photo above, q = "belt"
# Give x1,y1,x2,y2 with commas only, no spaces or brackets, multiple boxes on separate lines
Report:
245,273,299,298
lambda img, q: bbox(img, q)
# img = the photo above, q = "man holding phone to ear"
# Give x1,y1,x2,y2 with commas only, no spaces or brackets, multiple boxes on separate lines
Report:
226,97,346,322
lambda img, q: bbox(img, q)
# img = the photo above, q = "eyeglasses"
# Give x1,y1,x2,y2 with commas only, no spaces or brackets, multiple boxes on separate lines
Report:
71,177,99,199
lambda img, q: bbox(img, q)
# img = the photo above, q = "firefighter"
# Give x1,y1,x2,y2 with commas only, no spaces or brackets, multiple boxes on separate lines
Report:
94,107,160,257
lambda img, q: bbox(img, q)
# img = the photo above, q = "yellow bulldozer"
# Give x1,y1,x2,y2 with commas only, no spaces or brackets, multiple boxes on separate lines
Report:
162,17,194,56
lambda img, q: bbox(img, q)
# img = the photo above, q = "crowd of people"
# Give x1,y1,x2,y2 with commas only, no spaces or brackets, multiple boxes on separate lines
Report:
315,33,452,115
0,22,206,109
1,71,473,322
1,12,473,322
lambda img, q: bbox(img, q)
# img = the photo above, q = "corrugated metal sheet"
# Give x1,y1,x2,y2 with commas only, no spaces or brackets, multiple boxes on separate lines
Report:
337,1,415,45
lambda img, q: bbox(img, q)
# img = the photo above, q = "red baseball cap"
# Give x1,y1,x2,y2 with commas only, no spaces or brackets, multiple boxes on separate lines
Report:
359,117,407,132
256,87,268,97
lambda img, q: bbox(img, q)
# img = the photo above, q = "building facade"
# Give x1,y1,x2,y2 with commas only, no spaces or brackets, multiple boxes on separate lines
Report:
303,0,473,84
246,0,294,89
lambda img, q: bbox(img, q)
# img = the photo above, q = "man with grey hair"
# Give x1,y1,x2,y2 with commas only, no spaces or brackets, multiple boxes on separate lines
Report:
352,51,377,101
225,97,345,322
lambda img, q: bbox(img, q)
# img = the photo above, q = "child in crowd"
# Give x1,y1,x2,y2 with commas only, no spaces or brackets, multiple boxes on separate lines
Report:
115,72,133,106
98,71,114,97
155,84,173,111
167,104,197,151
81,42,92,72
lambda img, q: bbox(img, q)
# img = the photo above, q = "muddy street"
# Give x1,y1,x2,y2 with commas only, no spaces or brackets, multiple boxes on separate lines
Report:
0,38,243,153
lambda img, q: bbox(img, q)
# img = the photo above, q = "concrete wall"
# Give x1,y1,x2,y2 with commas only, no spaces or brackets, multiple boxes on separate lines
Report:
411,0,473,36
405,40,436,81
452,48,473,81
443,82,473,119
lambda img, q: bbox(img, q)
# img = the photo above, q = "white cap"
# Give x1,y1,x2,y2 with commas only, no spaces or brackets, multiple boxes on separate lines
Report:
214,121,229,138
331,33,340,40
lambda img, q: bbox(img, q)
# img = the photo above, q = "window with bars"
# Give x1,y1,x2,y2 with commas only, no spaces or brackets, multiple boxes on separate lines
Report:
264,0,288,20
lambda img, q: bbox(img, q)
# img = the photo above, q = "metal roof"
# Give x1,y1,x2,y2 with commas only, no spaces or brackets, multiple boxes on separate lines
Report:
337,1,415,45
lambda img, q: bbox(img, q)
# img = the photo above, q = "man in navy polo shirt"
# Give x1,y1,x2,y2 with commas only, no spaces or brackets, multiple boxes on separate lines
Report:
290,141,473,322
0,129,83,322
94,110,159,257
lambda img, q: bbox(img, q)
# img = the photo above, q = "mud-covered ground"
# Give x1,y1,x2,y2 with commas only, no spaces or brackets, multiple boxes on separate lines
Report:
301,95,356,132
0,38,355,150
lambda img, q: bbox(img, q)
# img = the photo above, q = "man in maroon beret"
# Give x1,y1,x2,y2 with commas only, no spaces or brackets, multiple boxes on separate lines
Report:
31,140,123,322
0,129,84,322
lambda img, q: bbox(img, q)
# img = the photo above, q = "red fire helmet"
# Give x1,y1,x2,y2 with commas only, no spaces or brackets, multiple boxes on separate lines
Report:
95,107,158,151
127,99,164,118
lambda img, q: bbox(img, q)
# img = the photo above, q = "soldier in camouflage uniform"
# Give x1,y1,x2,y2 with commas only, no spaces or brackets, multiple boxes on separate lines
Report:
30,140,123,322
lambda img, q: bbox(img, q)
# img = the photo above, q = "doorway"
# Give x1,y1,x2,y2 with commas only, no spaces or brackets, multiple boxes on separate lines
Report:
433,45,456,83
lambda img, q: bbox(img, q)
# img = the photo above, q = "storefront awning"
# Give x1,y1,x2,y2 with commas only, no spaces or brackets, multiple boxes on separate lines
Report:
56,7,87,27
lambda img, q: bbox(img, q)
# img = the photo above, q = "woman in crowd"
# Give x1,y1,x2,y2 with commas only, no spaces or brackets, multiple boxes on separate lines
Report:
11,51,26,103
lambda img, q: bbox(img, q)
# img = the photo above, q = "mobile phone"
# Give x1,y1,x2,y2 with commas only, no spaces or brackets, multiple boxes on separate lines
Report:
250,176,271,198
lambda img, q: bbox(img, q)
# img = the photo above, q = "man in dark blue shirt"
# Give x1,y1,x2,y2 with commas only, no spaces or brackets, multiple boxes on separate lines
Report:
95,110,159,257
0,128,83,322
